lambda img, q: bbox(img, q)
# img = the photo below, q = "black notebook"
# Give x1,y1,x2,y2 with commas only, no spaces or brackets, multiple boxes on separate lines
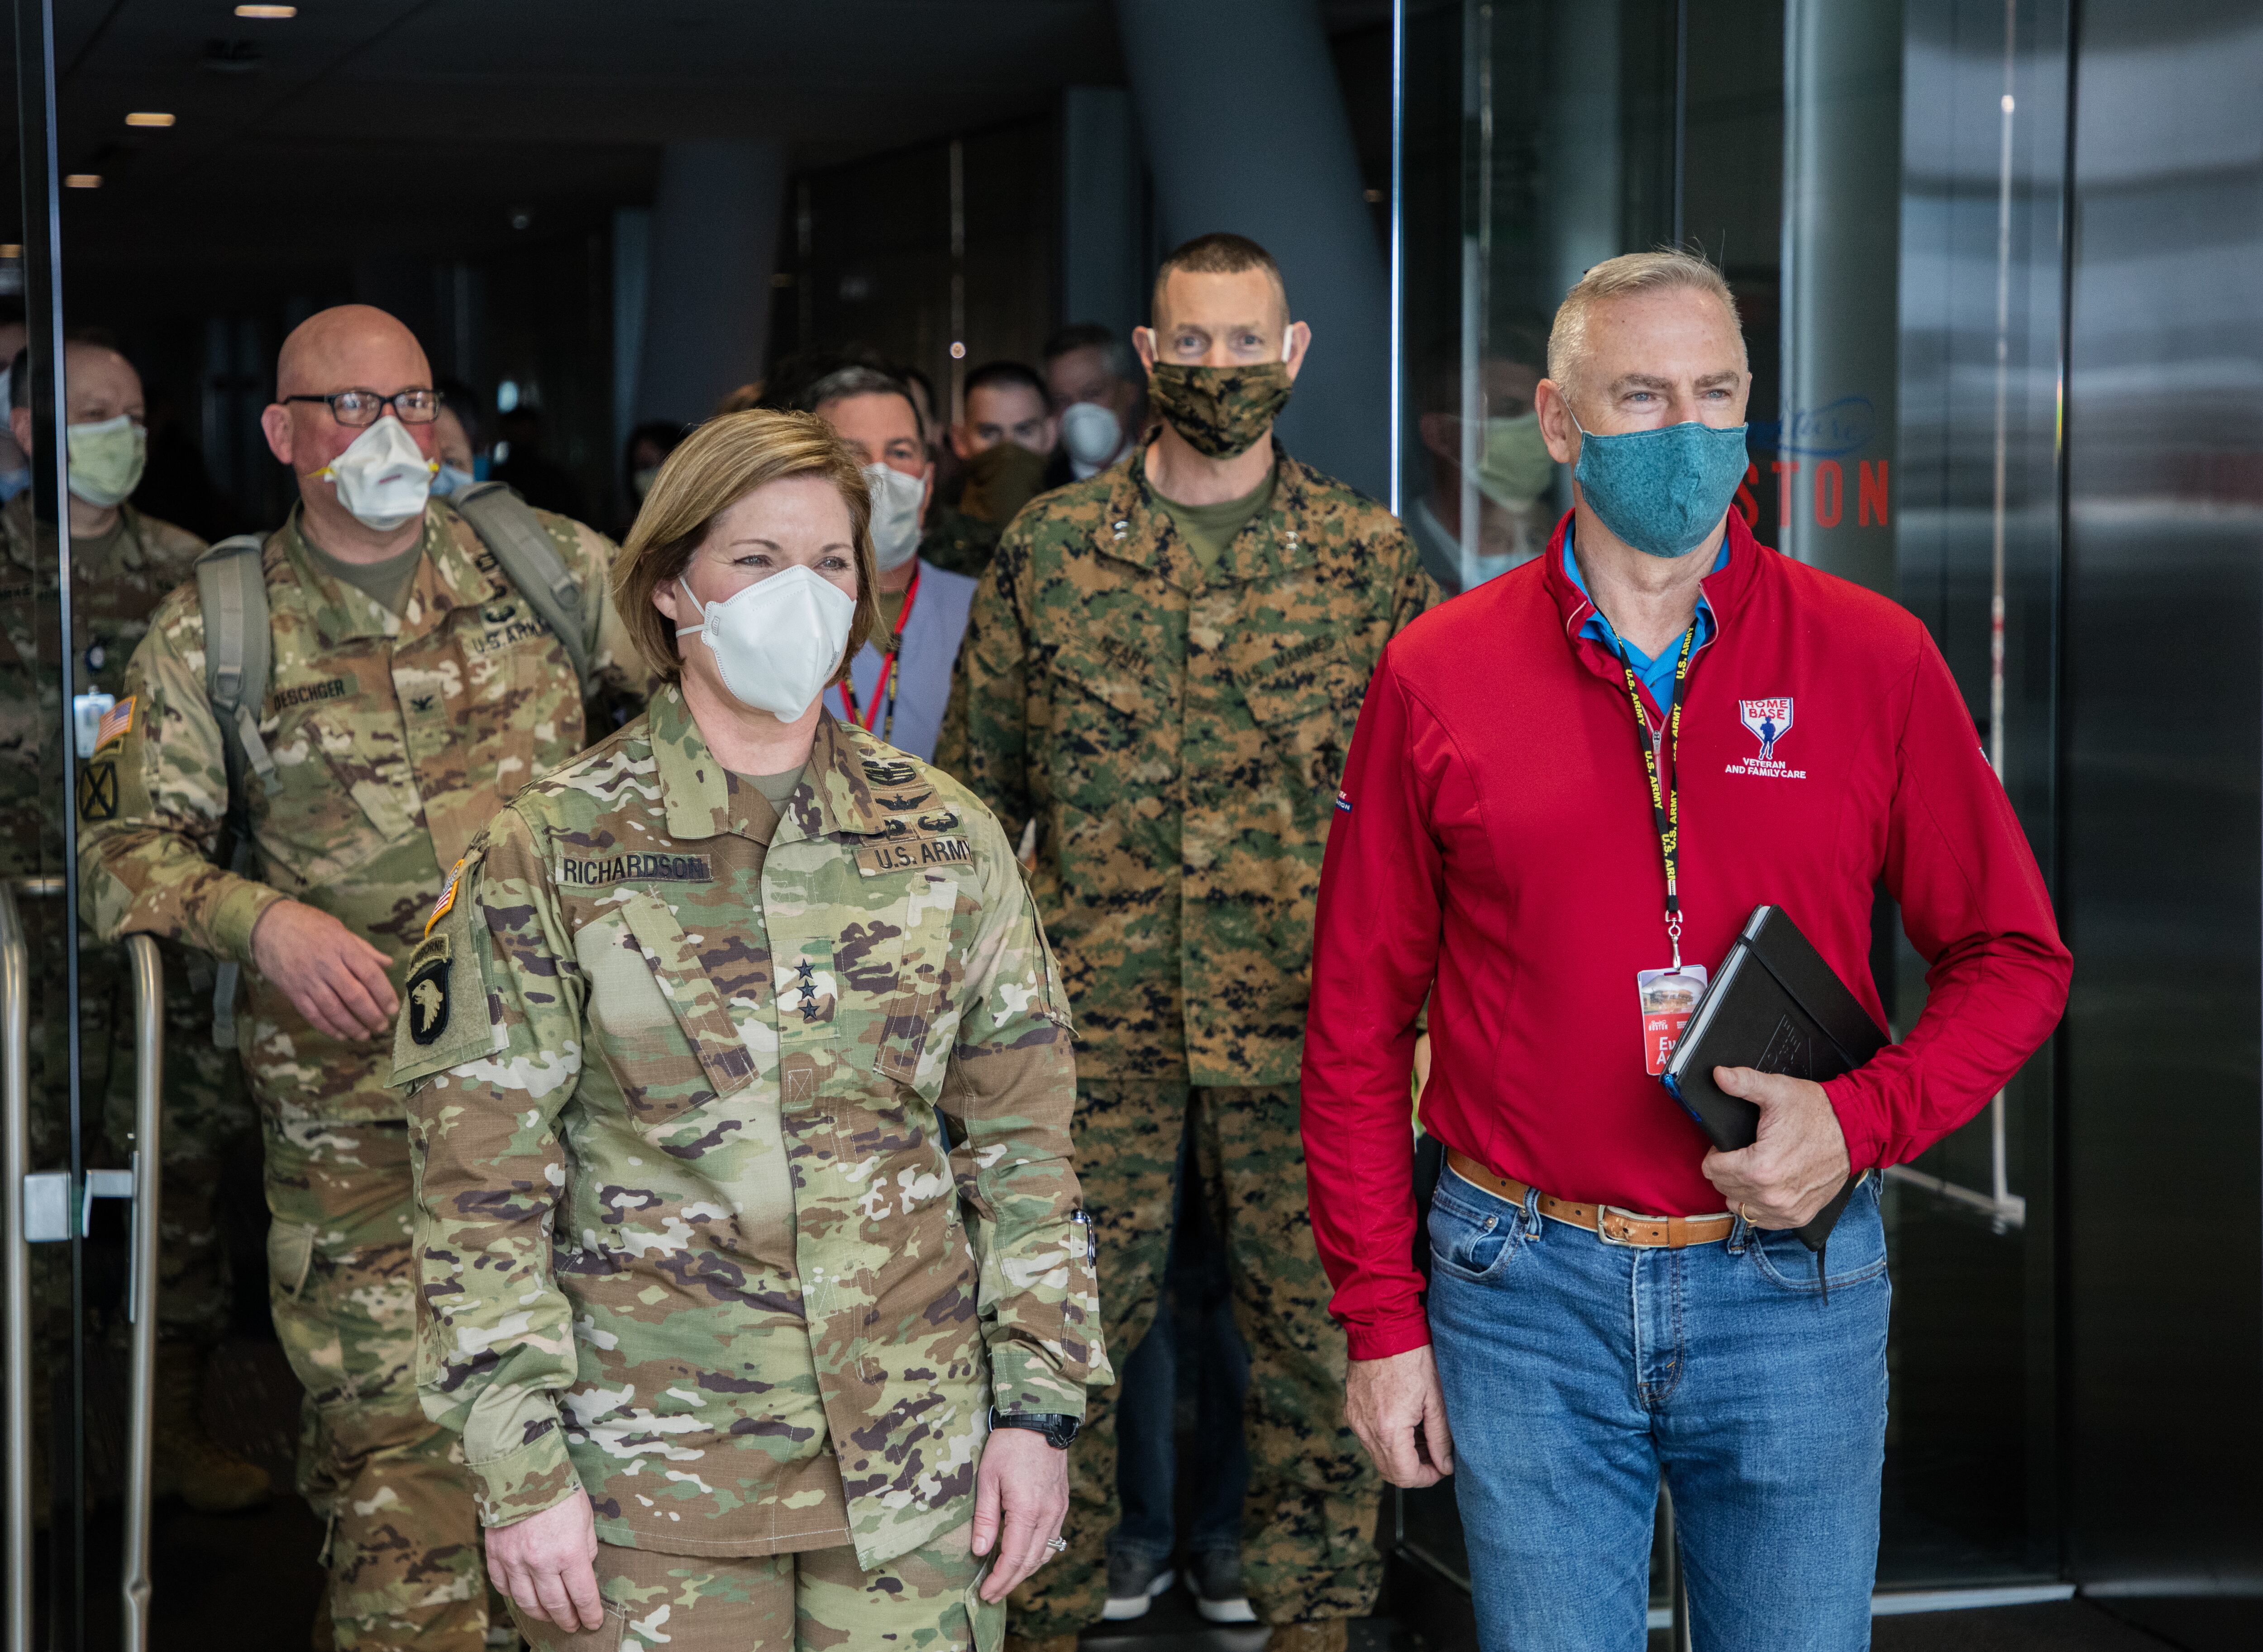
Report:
1660,905,1888,1252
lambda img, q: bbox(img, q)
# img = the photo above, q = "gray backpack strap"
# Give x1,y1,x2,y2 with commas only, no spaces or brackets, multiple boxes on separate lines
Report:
451,481,593,691
194,534,275,1049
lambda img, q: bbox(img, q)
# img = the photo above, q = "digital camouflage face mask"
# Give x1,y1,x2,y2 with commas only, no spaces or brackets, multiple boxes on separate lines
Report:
1147,361,1294,459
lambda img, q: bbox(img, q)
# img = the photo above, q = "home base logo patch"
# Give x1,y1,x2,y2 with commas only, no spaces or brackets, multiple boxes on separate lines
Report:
1739,698,1793,758
1726,696,1806,780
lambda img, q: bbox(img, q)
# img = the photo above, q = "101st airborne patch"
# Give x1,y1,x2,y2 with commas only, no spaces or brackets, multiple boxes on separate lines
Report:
406,933,451,1046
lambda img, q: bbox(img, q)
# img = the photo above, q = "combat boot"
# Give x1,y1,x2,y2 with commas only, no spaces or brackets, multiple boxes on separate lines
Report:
149,1341,272,1513
1268,1621,1350,1652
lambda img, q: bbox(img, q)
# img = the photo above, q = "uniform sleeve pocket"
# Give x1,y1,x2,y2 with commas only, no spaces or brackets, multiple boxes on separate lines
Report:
266,1218,317,1299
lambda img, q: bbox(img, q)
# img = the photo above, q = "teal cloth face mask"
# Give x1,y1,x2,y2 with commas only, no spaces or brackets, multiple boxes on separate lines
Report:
1570,410,1748,558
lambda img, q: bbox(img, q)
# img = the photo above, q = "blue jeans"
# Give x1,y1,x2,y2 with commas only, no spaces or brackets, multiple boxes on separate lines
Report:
1112,1128,1251,1564
1427,1166,1890,1652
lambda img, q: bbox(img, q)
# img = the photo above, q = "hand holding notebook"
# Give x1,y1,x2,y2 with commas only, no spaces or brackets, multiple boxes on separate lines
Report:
1661,905,1889,1254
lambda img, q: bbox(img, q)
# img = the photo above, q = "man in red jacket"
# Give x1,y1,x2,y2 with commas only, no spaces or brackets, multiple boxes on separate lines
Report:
1300,251,2070,1652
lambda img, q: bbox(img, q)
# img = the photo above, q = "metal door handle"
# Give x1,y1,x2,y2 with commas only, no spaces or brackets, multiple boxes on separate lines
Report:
2,880,33,1652
2,880,60,1652
120,934,162,1652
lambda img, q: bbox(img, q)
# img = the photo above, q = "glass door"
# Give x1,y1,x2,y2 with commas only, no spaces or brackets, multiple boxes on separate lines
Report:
6,2,173,1645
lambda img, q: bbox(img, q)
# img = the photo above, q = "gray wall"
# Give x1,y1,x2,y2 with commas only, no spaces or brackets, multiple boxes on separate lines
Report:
2061,1,2263,1642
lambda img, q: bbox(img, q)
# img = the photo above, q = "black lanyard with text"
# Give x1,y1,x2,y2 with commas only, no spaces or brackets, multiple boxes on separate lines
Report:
1614,621,1699,970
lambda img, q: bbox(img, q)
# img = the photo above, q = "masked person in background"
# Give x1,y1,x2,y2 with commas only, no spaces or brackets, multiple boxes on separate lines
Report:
924,361,1063,580
391,406,1104,1652
1409,333,1559,595
797,365,976,763
429,379,486,501
80,303,652,1652
1043,323,1147,483
0,332,270,1516
939,232,1438,1652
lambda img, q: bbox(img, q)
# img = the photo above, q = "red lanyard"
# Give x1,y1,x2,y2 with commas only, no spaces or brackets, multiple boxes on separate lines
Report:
1614,621,1699,970
839,563,920,743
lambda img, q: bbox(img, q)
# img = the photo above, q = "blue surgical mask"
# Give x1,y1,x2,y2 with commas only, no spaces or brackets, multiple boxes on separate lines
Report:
430,462,477,500
1569,409,1748,558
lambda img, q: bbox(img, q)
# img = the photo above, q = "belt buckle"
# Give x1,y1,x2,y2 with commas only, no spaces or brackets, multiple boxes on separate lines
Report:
1594,1205,1648,1247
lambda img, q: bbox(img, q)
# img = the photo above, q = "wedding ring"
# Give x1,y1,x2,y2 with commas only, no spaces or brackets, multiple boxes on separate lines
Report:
1045,1536,1069,1552
1739,1203,1753,1224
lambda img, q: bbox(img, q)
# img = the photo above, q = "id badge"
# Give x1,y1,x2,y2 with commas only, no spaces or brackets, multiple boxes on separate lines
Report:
1636,966,1708,1077
72,692,115,761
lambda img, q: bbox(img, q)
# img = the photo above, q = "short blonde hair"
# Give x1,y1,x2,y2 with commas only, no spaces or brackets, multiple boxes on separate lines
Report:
614,409,878,685
1547,250,1745,396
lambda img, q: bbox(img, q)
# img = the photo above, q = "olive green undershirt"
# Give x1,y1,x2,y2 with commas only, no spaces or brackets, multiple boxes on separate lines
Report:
1152,462,1276,576
747,765,804,810
873,585,908,641
303,533,424,616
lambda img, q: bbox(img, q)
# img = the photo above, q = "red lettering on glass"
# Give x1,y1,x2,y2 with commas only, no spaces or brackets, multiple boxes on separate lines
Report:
1859,460,1890,526
1814,460,1843,528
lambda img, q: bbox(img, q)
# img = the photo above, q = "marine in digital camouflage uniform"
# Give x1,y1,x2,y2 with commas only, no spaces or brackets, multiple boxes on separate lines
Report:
80,491,650,1651
936,437,1438,1638
388,688,1107,1650
1,479,272,1511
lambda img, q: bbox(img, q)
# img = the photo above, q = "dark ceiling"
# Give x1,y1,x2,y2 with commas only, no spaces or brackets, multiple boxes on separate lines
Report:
16,0,1391,291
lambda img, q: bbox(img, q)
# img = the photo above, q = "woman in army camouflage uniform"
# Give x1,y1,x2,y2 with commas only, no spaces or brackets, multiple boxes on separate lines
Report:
391,410,1104,1650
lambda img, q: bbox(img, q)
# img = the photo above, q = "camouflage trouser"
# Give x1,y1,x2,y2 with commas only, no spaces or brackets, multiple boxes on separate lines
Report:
264,1116,488,1652
512,1523,1003,1652
1008,1080,1381,1638
93,942,255,1345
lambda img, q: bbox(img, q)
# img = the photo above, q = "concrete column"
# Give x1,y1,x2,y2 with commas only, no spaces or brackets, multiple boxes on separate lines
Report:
1060,86,1145,342
634,140,786,428
1114,0,1390,499
1778,0,1903,592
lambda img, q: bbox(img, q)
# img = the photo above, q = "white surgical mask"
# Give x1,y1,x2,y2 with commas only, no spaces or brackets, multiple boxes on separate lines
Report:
676,564,855,720
306,416,435,531
1061,401,1124,479
430,462,477,500
862,462,926,572
65,414,147,508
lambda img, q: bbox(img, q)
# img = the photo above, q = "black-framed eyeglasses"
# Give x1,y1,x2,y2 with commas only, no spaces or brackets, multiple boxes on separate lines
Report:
281,387,438,427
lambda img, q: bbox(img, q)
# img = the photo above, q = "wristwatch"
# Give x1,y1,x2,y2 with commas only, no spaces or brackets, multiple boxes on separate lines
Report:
989,1407,1079,1449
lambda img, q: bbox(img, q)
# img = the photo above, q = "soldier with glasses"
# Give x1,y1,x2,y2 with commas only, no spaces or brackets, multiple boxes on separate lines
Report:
81,303,651,1652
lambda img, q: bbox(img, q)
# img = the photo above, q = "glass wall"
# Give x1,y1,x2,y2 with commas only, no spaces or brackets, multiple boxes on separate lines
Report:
1395,0,2071,1600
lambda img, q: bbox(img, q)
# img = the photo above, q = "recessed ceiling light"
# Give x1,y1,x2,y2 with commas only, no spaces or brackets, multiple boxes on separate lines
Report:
234,4,296,16
124,112,175,128
64,175,101,189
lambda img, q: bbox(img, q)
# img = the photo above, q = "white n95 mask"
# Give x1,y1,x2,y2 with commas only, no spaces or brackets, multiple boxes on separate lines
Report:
1061,402,1123,479
676,564,856,719
307,416,436,531
862,462,926,572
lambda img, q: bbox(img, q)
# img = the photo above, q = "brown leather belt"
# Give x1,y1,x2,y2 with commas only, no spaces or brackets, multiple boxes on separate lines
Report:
1445,1149,1737,1249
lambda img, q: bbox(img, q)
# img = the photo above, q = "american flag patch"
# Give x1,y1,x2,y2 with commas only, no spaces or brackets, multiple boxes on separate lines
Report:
95,696,134,750
425,859,465,935
1335,789,1352,813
